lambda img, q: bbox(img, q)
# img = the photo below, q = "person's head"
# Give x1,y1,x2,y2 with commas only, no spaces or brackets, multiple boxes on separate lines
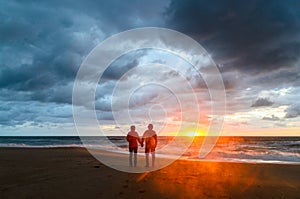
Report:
148,124,153,130
130,125,135,131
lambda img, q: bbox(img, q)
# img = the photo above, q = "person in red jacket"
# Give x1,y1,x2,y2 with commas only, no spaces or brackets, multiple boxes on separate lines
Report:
141,124,157,167
126,125,142,167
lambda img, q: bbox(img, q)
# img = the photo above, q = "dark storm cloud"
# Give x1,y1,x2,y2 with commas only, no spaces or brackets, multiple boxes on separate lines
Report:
0,64,58,91
0,2,90,94
0,101,73,126
0,0,166,103
101,53,142,81
285,104,300,118
102,61,136,80
248,67,300,90
251,98,273,107
0,0,168,128
165,0,300,74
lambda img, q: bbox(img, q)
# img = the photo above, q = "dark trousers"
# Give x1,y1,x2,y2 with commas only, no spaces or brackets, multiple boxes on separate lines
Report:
129,147,138,167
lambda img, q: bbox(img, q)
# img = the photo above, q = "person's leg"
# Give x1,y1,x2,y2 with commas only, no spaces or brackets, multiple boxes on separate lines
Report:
151,148,155,167
133,147,138,167
145,148,149,167
129,147,133,167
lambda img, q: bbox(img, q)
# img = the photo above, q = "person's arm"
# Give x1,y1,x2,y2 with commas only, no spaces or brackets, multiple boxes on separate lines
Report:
141,131,146,146
126,134,130,142
154,133,157,148
139,136,143,147
136,132,143,146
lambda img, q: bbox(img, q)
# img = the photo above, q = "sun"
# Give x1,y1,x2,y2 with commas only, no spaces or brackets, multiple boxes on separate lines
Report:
185,131,200,136
178,128,207,136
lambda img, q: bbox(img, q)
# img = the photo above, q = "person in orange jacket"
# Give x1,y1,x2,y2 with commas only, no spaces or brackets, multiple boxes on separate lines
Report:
126,125,142,167
141,124,157,167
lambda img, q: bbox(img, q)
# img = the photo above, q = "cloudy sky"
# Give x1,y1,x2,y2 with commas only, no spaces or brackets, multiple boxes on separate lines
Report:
1,0,300,136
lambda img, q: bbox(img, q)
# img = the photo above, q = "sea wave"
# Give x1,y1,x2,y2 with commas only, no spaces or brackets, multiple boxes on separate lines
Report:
1,136,300,165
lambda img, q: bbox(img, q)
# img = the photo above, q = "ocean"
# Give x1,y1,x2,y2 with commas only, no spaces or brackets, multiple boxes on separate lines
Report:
0,136,299,164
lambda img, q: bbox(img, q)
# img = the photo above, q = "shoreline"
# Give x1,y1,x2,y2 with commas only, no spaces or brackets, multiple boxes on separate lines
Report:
0,147,300,198
0,146,299,166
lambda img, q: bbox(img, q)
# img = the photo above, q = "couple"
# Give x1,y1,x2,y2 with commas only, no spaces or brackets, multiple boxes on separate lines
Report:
126,124,157,168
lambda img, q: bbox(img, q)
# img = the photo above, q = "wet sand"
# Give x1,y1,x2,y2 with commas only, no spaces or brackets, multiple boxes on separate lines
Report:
0,148,299,199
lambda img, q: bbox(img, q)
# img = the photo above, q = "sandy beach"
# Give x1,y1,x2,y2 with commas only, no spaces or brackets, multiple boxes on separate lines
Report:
0,148,299,199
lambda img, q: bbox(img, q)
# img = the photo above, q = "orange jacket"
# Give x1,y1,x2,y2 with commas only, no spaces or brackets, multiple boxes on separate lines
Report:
142,130,157,148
